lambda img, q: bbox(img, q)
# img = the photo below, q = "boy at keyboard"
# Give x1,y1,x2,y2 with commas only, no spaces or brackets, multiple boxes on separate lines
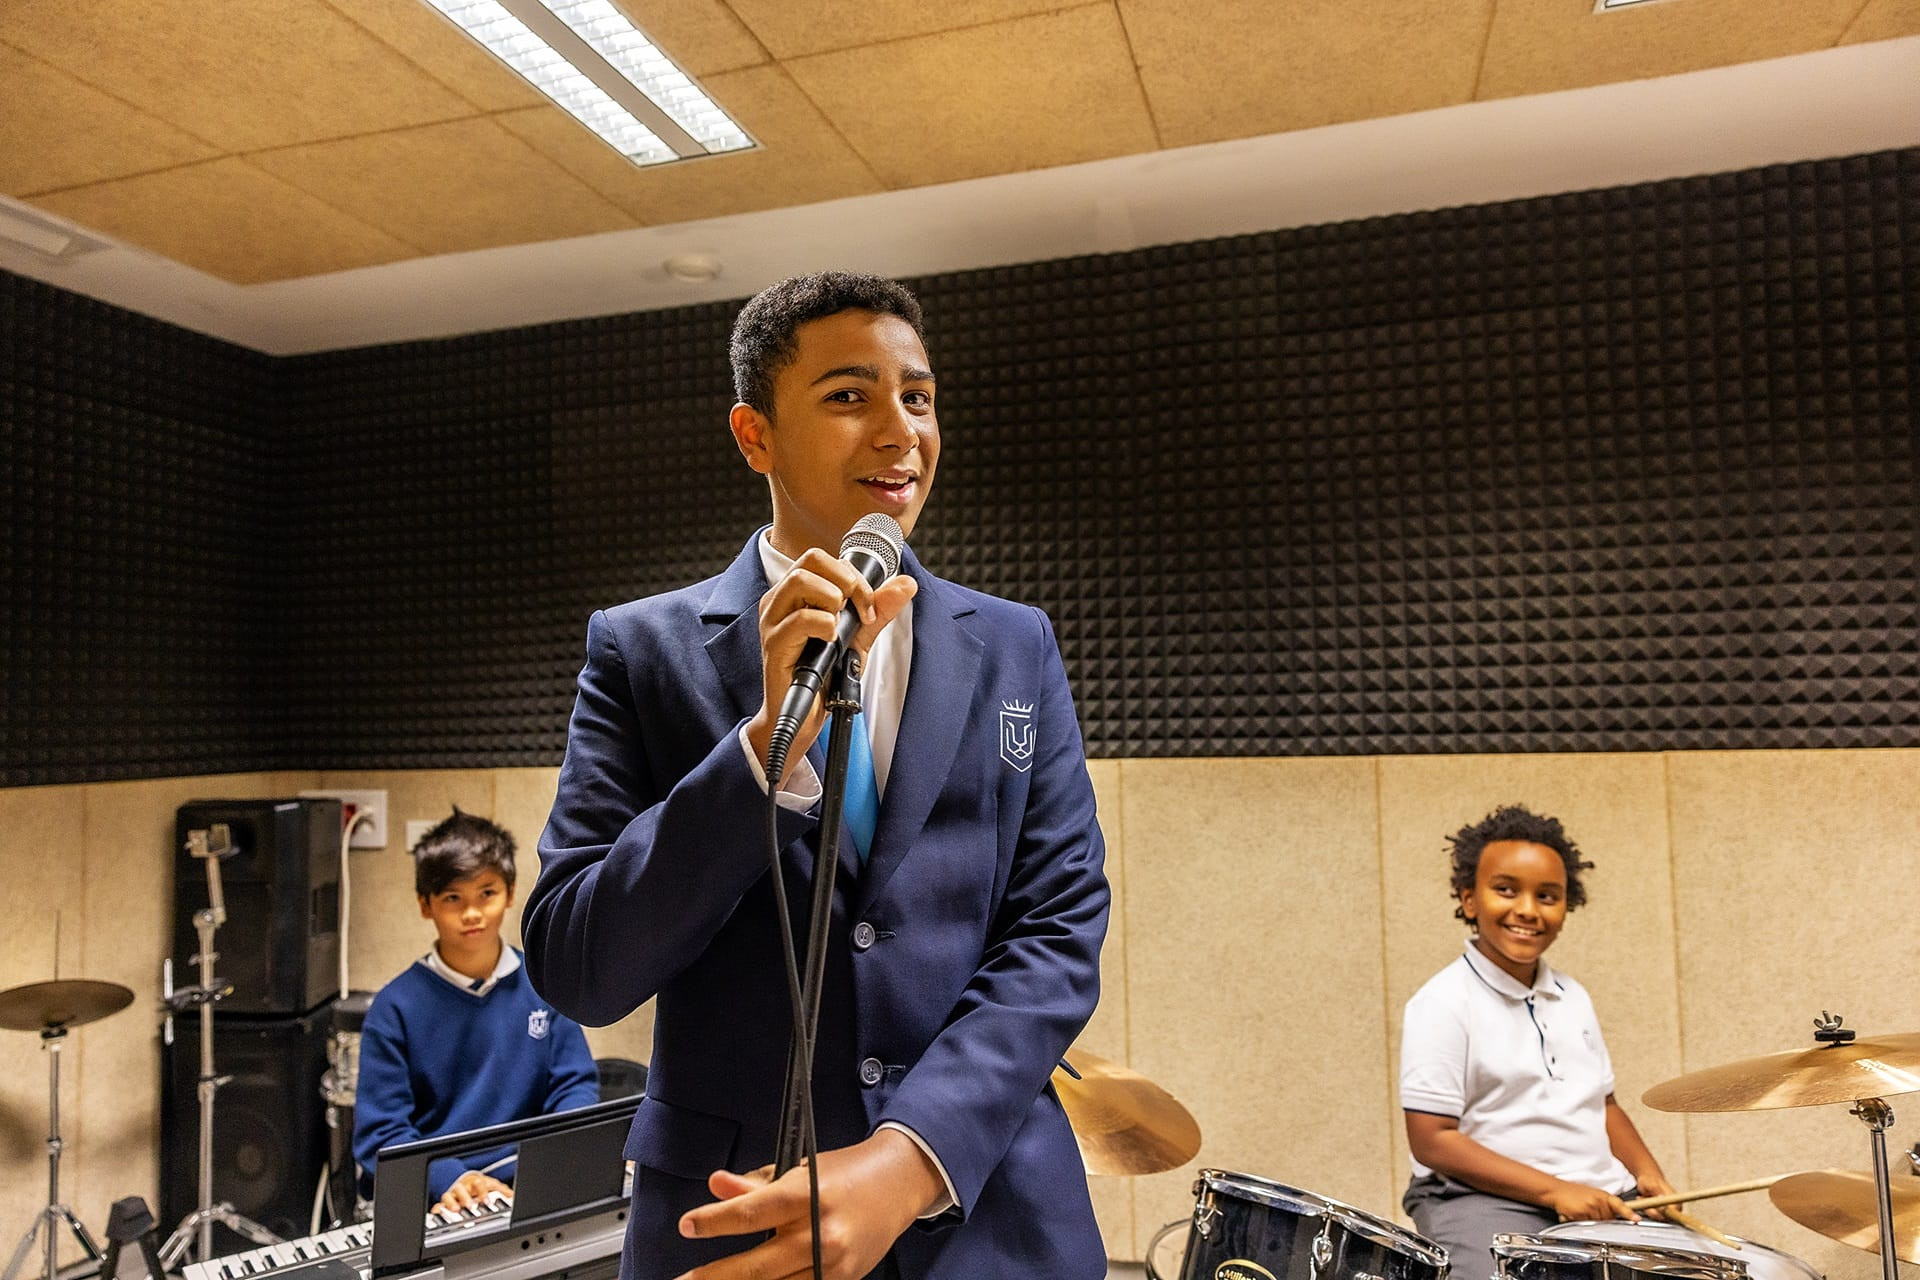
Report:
353,810,600,1214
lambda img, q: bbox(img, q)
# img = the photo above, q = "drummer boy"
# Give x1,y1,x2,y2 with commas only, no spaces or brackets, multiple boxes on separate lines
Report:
1399,804,1678,1280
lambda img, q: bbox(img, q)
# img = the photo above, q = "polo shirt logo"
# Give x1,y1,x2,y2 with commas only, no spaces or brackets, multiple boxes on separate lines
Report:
528,1008,550,1040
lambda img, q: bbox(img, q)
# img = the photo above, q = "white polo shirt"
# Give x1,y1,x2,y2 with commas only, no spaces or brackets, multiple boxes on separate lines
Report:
1400,940,1631,1191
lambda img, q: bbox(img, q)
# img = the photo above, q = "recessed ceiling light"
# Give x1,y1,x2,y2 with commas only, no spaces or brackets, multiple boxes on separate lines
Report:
1594,0,1680,10
662,251,722,282
0,200,109,263
422,0,753,166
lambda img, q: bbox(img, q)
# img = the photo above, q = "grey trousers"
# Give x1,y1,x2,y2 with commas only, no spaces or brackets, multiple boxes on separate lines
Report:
1404,1175,1557,1280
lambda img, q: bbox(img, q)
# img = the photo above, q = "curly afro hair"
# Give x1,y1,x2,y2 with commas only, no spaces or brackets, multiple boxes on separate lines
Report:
728,271,926,415
1447,803,1594,924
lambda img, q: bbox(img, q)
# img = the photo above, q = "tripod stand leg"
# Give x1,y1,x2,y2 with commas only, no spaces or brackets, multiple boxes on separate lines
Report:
1,1210,47,1280
52,1210,99,1262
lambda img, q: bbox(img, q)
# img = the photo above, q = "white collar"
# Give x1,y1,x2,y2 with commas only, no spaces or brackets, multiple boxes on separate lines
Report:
1459,937,1564,1001
422,942,521,997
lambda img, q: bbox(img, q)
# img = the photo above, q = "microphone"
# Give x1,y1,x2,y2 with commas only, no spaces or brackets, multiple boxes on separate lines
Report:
765,513,904,779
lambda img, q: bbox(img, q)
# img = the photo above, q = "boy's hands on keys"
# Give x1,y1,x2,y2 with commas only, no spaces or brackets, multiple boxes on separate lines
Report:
436,1170,512,1218
746,548,916,783
1546,1179,1639,1223
674,1129,942,1280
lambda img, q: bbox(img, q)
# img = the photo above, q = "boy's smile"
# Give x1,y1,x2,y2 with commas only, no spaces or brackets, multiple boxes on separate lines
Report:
420,868,513,982
1460,839,1568,986
730,308,939,558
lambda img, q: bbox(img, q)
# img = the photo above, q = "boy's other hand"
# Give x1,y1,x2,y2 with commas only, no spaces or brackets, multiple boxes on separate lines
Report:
746,548,916,782
436,1170,512,1217
672,1129,941,1279
1546,1179,1639,1223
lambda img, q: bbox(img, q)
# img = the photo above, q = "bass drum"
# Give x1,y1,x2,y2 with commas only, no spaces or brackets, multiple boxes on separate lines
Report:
1543,1219,1822,1280
1171,1169,1450,1280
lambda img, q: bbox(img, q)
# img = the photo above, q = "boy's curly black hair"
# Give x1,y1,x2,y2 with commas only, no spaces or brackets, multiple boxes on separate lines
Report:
1448,803,1594,923
413,807,516,898
728,271,926,414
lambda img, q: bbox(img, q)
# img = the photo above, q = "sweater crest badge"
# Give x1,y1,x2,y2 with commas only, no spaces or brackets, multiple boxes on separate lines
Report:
998,700,1035,773
527,1009,551,1040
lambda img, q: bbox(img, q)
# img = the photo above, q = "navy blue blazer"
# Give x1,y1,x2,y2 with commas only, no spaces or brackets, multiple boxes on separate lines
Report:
524,534,1110,1279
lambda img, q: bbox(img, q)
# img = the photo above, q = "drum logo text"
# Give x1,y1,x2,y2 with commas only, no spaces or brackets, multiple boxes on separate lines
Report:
1216,1263,1278,1280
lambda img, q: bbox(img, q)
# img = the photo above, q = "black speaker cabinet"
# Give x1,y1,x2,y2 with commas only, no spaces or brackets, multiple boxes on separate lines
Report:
159,1007,330,1249
173,798,342,1016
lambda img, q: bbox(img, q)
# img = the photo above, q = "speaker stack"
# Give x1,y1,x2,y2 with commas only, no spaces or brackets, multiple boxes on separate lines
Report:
160,798,342,1253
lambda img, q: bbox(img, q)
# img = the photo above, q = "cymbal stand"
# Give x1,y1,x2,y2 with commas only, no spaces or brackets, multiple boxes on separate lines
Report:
158,825,281,1268
1,1026,102,1280
1850,1096,1899,1280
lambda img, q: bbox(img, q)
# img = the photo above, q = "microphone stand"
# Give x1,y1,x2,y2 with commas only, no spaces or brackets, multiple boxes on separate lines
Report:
774,650,864,1176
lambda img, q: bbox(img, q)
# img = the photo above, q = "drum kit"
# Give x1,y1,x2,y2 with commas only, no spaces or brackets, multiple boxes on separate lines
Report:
1054,1011,1920,1280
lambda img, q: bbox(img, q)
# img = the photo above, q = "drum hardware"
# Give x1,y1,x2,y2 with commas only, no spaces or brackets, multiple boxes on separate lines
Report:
1643,1012,1920,1280
157,824,284,1269
1767,1169,1920,1267
1155,1170,1449,1280
1540,1220,1823,1280
1051,1046,1203,1176
1496,1232,1745,1280
98,1198,165,1280
0,978,135,1280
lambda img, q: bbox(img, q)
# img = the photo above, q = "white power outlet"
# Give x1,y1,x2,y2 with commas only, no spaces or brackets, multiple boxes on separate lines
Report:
300,789,389,849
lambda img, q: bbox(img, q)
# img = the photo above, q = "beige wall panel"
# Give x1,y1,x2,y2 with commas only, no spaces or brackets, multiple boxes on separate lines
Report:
1119,0,1491,148
1478,0,1863,102
785,7,1158,189
323,769,496,991
1080,758,1135,1259
67,772,314,1231
30,159,418,284
1120,757,1389,1260
723,0,1077,60
249,119,635,258
1377,754,1687,1217
0,44,219,196
620,0,771,74
1667,750,1920,1280
6,0,478,152
1840,0,1920,43
321,0,547,112
493,66,880,228
0,785,87,1260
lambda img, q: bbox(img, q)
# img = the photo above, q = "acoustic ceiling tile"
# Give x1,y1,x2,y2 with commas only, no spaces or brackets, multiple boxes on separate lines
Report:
28,157,418,283
723,0,1074,60
0,43,221,196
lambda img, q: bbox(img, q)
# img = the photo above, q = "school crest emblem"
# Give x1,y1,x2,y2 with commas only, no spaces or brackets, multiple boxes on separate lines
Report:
528,1008,550,1040
998,700,1034,772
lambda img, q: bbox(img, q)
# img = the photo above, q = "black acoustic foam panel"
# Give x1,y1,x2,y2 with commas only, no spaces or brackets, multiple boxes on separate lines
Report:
4,147,1917,783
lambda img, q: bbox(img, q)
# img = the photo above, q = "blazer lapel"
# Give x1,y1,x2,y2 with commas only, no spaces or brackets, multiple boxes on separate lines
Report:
701,534,772,726
857,551,982,911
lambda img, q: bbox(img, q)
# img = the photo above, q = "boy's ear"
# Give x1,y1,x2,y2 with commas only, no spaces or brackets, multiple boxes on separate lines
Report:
418,894,433,920
729,402,774,476
1458,888,1477,921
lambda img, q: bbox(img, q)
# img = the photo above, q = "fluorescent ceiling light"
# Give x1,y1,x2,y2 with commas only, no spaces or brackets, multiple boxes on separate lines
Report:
0,199,109,263
423,0,753,165
1594,0,1680,10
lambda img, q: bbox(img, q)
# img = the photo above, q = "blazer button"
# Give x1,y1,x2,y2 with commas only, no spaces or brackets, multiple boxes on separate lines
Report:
852,921,877,952
859,1057,884,1087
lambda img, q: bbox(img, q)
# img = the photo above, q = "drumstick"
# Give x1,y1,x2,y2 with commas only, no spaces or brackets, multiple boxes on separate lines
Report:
1623,1177,1785,1211
1663,1209,1741,1250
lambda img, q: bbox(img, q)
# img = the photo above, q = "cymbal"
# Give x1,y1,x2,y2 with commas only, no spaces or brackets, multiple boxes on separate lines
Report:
1643,1033,1920,1112
0,979,135,1033
1770,1170,1920,1264
1053,1047,1202,1176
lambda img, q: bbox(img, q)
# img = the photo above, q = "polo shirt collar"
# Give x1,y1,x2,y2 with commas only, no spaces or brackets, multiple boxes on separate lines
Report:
422,942,521,997
1460,937,1564,1001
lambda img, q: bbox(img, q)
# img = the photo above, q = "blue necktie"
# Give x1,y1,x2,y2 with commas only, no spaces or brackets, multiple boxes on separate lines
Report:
843,711,879,865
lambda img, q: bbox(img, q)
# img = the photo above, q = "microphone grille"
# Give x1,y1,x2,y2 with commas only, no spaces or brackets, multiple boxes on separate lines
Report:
841,513,904,578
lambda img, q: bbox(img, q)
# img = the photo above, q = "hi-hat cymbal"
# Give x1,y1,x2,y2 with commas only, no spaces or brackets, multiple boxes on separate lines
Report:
1770,1170,1920,1264
0,979,135,1033
1053,1047,1202,1176
1643,1033,1920,1112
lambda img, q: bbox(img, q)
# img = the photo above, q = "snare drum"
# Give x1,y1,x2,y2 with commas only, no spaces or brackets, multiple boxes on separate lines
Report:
1176,1170,1451,1280
1494,1232,1744,1280
1543,1220,1822,1280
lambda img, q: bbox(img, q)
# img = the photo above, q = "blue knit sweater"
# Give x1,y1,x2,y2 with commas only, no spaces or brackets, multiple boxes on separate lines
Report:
352,951,600,1198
